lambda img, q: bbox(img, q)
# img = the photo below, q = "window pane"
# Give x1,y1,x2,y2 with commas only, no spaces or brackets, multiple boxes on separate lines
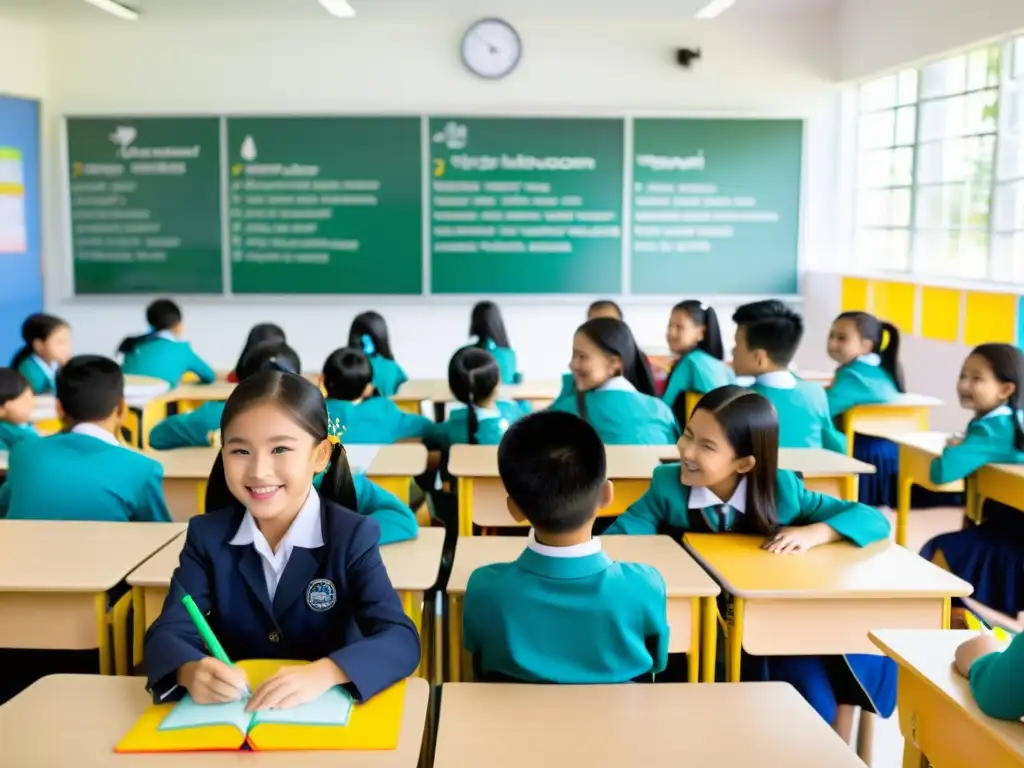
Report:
921,55,967,99
990,233,1024,282
1006,86,1024,132
913,230,988,279
895,106,917,145
917,136,995,184
920,96,966,141
855,228,909,271
967,46,1000,91
897,69,919,105
859,110,895,148
998,132,1024,180
916,183,991,230
965,89,999,134
858,147,913,187
1015,37,1024,79
891,188,912,227
994,181,1024,231
858,189,892,227
860,75,898,111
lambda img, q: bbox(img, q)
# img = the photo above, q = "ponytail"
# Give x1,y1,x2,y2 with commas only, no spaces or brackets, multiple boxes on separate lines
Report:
321,442,358,511
204,452,235,512
448,346,500,444
575,388,589,423
878,321,905,393
466,370,480,446
10,345,32,369
699,306,724,360
118,332,156,356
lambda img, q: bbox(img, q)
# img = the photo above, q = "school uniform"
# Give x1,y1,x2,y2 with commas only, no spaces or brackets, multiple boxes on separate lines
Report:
0,421,39,451
121,331,216,388
16,355,57,395
661,349,735,410
423,401,526,450
969,632,1024,720
326,398,431,445
463,530,668,683
0,423,171,522
750,370,847,453
606,465,895,723
149,402,224,450
920,405,1024,616
346,473,419,546
472,338,519,385
548,377,680,445
368,355,407,398
143,488,420,703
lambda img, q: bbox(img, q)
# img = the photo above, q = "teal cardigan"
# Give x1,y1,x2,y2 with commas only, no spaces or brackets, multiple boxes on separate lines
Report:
16,356,57,395
970,632,1024,720
369,355,408,397
606,464,891,546
930,408,1024,485
326,398,431,444
751,378,847,453
826,359,900,417
661,349,735,408
121,336,216,388
424,401,526,451
149,402,224,450
549,388,680,445
0,422,40,451
312,472,418,546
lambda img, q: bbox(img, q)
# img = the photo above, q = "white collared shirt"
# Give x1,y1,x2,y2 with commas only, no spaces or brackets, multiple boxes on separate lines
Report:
755,370,797,390
981,405,1013,420
857,353,881,367
70,422,121,447
688,476,748,514
526,528,602,558
597,376,636,393
154,330,179,343
32,354,57,384
229,487,324,600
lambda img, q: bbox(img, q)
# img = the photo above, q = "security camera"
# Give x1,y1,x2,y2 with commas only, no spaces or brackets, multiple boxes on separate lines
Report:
676,48,702,67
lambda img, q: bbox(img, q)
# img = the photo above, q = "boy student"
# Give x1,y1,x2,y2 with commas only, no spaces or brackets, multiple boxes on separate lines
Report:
462,411,668,683
0,355,171,522
119,299,216,387
732,300,846,453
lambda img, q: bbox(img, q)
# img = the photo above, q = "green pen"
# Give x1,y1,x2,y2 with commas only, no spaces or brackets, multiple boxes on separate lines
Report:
181,594,251,697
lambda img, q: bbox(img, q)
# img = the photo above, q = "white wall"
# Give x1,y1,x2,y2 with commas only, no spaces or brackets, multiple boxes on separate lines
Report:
39,10,841,376
0,17,48,99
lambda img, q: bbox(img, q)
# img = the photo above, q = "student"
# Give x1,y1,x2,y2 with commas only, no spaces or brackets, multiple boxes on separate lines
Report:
0,369,39,450
323,347,431,444
826,311,904,417
468,301,519,385
119,299,216,387
549,318,679,445
661,300,734,423
143,371,420,707
425,347,526,451
150,343,302,450
732,300,846,453
10,313,71,395
348,311,406,397
0,355,171,522
920,344,1024,621
226,323,286,383
606,386,893,732
463,411,668,683
955,632,1024,721
587,299,623,321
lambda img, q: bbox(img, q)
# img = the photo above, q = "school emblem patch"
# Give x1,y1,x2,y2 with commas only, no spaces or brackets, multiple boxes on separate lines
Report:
305,579,337,612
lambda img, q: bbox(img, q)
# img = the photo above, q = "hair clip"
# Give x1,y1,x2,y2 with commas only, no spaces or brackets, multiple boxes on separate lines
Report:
361,334,376,357
327,416,346,445
880,329,891,352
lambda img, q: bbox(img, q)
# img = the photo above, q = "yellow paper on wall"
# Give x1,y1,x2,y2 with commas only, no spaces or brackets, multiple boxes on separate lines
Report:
869,280,915,335
920,286,961,343
964,291,1016,346
840,277,869,312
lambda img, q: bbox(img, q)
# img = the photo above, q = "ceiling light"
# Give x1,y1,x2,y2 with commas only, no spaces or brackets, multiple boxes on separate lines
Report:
695,0,737,19
83,0,139,20
318,0,356,18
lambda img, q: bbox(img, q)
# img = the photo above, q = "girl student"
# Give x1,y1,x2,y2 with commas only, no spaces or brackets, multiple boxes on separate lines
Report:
549,318,679,445
606,386,894,746
227,323,287,383
10,313,71,395
0,368,39,450
661,300,734,424
144,370,420,709
920,343,1024,624
469,301,519,385
348,311,407,397
119,299,216,387
322,347,431,444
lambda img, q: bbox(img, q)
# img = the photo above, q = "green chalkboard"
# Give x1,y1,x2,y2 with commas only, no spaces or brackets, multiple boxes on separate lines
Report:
227,117,422,294
630,118,803,295
67,117,223,294
428,117,624,294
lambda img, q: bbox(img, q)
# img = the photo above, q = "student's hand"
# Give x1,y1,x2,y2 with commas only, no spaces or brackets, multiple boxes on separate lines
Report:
954,634,1005,677
763,523,837,554
946,433,965,447
177,657,249,704
245,658,349,712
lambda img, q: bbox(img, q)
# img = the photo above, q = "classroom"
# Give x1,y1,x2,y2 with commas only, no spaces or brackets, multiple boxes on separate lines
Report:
1,0,1024,766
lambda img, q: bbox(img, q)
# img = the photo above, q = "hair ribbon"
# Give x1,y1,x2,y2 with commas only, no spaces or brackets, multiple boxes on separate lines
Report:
361,334,376,356
880,329,891,352
327,416,345,446
485,337,497,352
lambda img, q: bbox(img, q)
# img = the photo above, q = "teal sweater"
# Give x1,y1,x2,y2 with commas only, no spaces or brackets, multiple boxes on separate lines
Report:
369,355,408,397
549,386,680,445
16,355,57,395
0,421,39,451
606,464,891,546
311,472,418,546
149,402,224,450
661,349,735,408
121,336,216,388
930,408,1024,485
751,377,847,453
970,632,1024,720
424,401,526,450
326,398,432,444
826,359,900,417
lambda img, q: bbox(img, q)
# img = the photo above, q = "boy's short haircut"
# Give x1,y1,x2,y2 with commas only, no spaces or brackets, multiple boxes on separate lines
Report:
732,299,804,366
497,411,607,534
57,355,125,424
146,299,182,331
0,367,30,406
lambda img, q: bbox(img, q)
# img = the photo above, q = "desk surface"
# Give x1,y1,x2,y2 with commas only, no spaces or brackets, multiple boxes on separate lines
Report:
0,521,186,592
433,682,866,768
878,431,950,455
869,629,1024,756
394,378,562,402
447,534,719,597
982,462,1024,479
867,394,944,408
0,674,429,768
684,534,972,599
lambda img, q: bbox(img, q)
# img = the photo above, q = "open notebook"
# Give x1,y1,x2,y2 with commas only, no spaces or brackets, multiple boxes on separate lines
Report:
116,660,407,753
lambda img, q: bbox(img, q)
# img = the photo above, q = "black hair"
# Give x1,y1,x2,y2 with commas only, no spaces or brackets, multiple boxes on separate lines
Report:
118,299,183,355
449,347,501,446
204,371,358,512
834,311,905,392
573,318,656,422
587,299,623,320
348,311,394,360
469,301,511,350
323,347,373,401
968,343,1024,451
234,323,286,375
10,313,69,368
497,410,607,534
667,301,725,425
236,342,301,382
732,300,804,366
0,368,30,407
691,386,780,536
55,355,124,424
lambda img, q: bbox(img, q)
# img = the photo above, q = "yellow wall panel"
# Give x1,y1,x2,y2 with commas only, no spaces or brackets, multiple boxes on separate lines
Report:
869,280,916,335
963,291,1016,346
840,277,869,312
919,286,961,343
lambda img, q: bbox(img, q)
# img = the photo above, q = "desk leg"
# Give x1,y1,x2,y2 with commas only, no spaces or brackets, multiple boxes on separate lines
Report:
448,594,463,682
457,478,474,537
687,597,701,684
132,586,145,670
941,596,951,629
400,591,428,680
843,473,858,502
902,741,927,768
700,595,717,683
196,480,207,515
727,597,744,683
896,475,912,548
95,593,111,676
111,591,132,676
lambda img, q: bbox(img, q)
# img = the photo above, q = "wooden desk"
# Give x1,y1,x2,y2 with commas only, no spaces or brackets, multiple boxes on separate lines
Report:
0,521,185,676
445,535,720,683
870,629,1024,767
392,379,562,415
839,394,943,455
882,432,964,547
683,534,972,683
0,674,429,768
434,682,867,768
976,461,1024,516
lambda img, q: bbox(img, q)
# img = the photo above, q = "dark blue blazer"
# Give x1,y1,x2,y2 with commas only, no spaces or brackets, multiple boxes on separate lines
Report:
143,497,420,703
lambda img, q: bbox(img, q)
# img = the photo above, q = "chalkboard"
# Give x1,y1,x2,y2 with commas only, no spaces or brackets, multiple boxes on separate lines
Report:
630,118,803,294
227,117,422,294
428,117,624,294
66,117,223,294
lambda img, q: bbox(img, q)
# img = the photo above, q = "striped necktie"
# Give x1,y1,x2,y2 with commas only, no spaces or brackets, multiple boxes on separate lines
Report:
701,503,737,533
